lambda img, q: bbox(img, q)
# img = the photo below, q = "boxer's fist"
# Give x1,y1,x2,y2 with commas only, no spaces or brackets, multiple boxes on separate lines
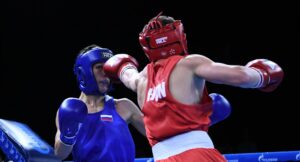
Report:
58,98,87,145
103,54,139,81
246,59,284,92
209,93,232,126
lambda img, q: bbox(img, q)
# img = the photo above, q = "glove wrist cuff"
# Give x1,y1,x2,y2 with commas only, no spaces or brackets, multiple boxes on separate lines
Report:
250,67,270,88
119,63,138,82
60,134,76,146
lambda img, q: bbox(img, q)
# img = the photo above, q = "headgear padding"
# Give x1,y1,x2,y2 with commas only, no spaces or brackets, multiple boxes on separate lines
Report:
74,47,113,95
139,13,188,62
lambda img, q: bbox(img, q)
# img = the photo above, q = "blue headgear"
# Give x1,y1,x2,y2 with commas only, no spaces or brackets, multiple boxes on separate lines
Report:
74,47,113,95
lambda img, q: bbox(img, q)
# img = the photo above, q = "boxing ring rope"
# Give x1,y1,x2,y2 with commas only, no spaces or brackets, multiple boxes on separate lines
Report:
1,119,299,162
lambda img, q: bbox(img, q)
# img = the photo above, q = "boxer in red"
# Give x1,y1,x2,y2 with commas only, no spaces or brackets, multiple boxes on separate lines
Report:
103,12,284,162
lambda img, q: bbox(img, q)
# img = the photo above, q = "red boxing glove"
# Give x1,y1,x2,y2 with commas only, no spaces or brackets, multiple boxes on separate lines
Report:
246,59,284,92
103,54,139,81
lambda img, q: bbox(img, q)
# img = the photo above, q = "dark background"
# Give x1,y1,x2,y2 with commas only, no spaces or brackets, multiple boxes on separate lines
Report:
1,0,299,158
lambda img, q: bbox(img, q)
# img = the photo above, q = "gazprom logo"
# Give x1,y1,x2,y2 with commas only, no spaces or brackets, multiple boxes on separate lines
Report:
146,158,154,162
258,154,278,162
155,37,168,44
296,152,300,160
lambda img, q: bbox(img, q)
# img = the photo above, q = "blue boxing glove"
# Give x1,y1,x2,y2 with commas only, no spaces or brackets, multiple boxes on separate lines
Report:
209,93,232,126
58,98,88,145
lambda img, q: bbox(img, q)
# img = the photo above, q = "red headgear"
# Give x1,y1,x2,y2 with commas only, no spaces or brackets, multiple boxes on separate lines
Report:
139,13,188,62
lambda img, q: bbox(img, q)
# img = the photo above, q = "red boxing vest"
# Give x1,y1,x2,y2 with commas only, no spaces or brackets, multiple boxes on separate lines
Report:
143,55,213,146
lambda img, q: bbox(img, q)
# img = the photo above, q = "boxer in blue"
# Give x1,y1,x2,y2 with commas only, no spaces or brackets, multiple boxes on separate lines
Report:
53,44,231,162
54,45,146,162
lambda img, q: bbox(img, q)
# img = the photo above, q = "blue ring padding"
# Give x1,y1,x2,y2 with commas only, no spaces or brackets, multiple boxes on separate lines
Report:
0,119,61,162
1,118,299,162
133,151,300,162
0,129,26,162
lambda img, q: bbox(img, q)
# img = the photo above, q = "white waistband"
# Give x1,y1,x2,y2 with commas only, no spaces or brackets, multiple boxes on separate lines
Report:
152,130,214,161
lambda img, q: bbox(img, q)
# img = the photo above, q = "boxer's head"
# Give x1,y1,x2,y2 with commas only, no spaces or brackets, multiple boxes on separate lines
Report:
139,12,188,62
74,45,113,95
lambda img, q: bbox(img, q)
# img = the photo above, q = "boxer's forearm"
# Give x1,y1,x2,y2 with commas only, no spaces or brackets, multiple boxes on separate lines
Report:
54,132,72,160
120,68,140,92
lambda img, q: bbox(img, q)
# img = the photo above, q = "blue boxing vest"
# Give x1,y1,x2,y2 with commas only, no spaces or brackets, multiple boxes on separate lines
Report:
72,95,135,162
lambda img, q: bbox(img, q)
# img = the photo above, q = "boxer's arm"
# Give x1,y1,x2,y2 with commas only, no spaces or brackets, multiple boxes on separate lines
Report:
126,99,146,136
183,54,264,88
54,111,73,160
117,98,146,136
122,66,147,93
120,66,142,92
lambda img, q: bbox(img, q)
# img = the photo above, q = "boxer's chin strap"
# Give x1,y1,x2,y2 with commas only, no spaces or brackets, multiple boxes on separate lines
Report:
0,119,61,162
